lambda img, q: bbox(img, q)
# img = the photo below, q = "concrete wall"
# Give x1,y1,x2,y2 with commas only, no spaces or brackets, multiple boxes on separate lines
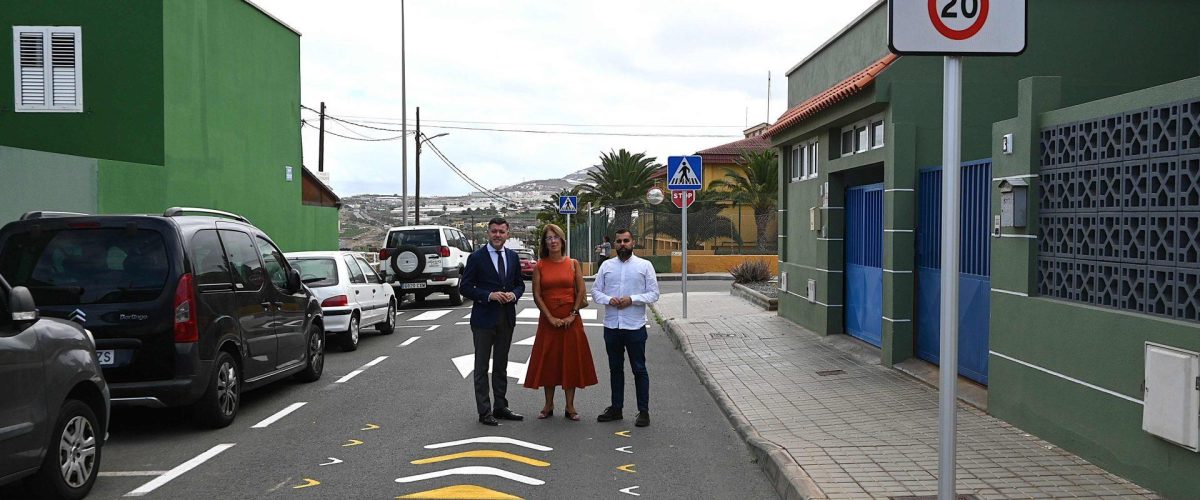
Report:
0,146,98,222
987,76,1200,500
671,255,777,275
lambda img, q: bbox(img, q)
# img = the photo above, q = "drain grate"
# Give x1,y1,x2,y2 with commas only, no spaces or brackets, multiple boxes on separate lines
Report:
710,333,740,338
815,369,846,376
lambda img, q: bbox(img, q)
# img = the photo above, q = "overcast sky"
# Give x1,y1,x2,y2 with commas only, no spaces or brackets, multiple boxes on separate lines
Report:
253,0,879,197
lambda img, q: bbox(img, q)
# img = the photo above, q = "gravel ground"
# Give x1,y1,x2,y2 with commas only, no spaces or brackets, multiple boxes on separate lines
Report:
737,280,779,299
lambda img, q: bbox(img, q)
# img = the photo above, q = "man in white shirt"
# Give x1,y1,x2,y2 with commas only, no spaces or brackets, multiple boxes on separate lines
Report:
591,229,660,427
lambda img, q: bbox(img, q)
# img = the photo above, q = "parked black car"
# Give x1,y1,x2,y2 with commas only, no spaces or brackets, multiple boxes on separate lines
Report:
0,271,109,499
0,208,326,428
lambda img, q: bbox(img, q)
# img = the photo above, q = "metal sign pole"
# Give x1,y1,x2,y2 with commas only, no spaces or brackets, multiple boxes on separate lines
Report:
938,54,962,500
681,197,688,319
566,213,571,259
587,203,593,272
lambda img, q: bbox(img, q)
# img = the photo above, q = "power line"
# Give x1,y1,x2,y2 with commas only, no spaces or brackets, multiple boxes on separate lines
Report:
423,140,519,206
338,115,744,129
301,121,406,141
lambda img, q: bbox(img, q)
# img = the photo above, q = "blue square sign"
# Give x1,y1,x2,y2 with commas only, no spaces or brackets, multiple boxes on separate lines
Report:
558,195,578,214
667,156,703,190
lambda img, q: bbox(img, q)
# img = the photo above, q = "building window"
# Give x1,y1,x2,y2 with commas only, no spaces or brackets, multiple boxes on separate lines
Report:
840,114,885,157
807,140,819,178
790,145,801,181
790,138,820,181
13,26,82,112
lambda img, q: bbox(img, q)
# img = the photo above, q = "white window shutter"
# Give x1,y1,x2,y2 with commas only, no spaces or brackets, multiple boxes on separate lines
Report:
12,26,81,112
15,29,46,109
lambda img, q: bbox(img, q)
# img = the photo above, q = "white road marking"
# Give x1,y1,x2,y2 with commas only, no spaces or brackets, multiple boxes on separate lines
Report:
455,321,600,327
319,457,343,466
517,308,541,319
462,313,471,319
394,466,544,486
424,436,553,451
409,310,451,321
251,402,307,428
450,354,528,383
335,356,389,383
620,486,641,496
615,446,633,454
515,335,535,346
99,471,167,477
400,336,420,347
124,444,235,497
425,324,440,331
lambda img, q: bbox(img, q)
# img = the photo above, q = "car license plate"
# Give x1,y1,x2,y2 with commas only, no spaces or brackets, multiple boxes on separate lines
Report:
401,283,426,289
97,350,115,366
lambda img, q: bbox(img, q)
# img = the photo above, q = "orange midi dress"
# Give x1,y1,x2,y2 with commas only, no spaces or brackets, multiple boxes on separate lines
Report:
523,258,598,390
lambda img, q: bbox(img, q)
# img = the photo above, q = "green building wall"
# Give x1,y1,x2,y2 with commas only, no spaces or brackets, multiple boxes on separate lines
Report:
0,0,337,251
988,76,1200,500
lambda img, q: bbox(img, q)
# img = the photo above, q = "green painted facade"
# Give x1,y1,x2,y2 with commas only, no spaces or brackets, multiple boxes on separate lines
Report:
0,0,337,251
772,1,1200,496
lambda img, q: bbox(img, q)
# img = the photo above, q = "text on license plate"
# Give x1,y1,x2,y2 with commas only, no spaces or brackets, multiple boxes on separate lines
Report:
97,350,115,366
401,283,426,289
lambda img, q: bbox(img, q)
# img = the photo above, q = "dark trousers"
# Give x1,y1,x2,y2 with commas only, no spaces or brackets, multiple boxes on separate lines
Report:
472,323,514,417
604,326,649,412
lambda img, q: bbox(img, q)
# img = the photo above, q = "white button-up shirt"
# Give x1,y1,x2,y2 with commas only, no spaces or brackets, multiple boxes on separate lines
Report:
591,254,660,330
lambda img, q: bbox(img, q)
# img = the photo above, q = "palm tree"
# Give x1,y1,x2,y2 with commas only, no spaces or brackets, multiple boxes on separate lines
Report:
709,149,778,252
576,149,660,234
642,190,741,250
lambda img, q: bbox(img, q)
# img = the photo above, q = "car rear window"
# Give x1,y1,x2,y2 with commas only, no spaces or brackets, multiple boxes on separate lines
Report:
387,229,440,248
288,258,338,287
0,228,170,305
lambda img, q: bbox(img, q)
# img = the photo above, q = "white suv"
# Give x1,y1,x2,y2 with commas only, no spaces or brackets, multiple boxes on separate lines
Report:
378,225,473,305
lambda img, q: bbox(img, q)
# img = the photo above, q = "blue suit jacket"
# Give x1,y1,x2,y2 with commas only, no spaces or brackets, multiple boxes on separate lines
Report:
460,245,525,329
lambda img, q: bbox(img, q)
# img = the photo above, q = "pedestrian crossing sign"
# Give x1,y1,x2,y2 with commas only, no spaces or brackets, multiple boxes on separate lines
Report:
558,195,578,214
667,155,703,190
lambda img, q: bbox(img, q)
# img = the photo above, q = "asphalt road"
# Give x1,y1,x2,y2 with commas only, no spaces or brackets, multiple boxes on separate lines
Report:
8,280,774,499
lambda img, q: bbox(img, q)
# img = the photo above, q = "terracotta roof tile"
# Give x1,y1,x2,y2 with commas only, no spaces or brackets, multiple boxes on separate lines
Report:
764,53,898,138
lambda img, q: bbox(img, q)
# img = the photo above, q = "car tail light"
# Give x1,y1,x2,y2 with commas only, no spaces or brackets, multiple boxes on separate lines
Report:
322,295,348,307
432,276,447,282
439,246,451,257
173,273,198,343
379,248,390,260
67,222,102,229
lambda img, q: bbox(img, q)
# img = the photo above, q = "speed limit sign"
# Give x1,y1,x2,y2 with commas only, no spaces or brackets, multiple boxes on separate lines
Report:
889,0,1026,55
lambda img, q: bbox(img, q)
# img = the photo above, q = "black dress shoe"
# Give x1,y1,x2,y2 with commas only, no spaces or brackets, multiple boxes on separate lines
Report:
494,408,524,421
479,415,499,426
597,406,623,422
635,411,650,427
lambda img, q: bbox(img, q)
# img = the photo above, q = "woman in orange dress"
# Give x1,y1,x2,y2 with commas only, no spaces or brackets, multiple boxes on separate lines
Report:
523,223,598,421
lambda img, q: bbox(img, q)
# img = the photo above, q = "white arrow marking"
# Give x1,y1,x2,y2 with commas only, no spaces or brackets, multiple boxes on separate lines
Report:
400,336,420,347
424,436,553,452
395,466,544,486
619,486,641,496
615,446,633,454
451,354,529,384
318,457,342,466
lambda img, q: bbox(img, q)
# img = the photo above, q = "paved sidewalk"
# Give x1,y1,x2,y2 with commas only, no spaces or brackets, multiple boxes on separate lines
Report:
652,290,1158,500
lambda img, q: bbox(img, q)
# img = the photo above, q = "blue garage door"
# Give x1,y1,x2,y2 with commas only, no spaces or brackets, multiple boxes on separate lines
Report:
845,183,884,347
916,160,992,384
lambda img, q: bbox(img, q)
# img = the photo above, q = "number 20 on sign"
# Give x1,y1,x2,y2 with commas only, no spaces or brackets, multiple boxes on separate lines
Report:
888,0,1026,56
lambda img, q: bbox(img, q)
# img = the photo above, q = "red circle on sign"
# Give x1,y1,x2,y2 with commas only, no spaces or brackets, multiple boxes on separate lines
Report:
927,0,990,41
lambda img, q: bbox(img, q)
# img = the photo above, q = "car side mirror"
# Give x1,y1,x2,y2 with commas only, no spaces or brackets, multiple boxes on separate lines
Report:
287,268,302,294
10,286,38,325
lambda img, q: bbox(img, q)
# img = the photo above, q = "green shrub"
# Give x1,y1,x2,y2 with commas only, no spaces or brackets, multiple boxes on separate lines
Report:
729,259,771,284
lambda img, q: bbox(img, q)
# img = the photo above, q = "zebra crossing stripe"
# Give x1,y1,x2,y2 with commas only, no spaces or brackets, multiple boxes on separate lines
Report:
409,310,451,321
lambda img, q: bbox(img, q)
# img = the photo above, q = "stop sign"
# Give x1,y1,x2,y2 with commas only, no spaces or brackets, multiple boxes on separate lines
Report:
671,189,695,209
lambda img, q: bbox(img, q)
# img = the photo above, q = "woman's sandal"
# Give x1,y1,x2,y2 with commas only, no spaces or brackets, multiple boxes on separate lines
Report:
564,411,581,421
537,408,554,419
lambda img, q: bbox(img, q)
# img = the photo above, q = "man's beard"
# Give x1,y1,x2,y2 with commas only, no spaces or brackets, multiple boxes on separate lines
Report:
617,247,633,260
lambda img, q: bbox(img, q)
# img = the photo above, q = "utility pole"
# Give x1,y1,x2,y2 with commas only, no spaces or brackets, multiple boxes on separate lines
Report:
400,0,408,225
415,106,421,225
318,102,326,173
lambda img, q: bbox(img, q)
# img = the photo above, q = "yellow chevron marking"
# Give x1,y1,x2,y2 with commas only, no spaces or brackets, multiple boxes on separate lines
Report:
615,430,631,437
398,484,522,499
361,423,381,431
292,478,320,489
411,450,550,467
617,463,636,473
342,439,364,447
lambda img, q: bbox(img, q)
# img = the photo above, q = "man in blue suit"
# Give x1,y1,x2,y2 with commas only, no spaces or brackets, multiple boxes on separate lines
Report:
459,217,526,425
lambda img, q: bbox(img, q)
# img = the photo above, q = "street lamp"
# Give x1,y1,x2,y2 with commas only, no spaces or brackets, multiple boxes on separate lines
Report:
415,131,449,224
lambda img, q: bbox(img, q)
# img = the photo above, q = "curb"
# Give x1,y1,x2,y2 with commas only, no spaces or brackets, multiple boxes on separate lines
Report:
730,282,778,311
583,274,733,283
655,307,825,500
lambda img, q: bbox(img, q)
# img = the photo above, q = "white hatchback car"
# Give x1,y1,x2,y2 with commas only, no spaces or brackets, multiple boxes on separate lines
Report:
285,251,396,351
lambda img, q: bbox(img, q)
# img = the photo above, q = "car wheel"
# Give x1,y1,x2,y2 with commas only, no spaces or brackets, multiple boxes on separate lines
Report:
295,323,325,382
390,245,426,280
377,301,396,335
448,287,463,306
28,399,100,500
195,351,240,428
341,314,360,351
